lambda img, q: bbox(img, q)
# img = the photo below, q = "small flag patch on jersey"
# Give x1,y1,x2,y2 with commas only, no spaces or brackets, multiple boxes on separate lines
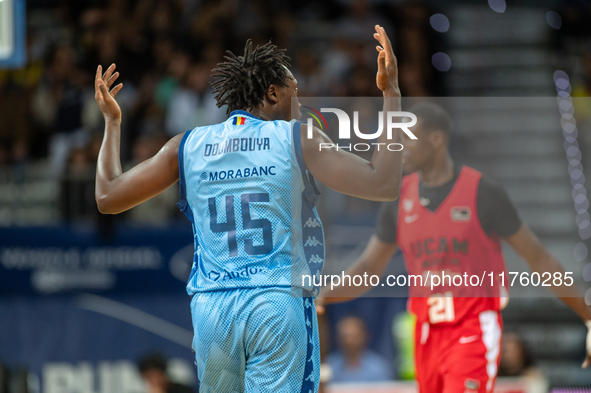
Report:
451,206,471,221
233,116,246,125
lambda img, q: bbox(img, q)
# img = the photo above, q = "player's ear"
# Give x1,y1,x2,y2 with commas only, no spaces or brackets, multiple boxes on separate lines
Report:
430,130,446,148
266,84,279,105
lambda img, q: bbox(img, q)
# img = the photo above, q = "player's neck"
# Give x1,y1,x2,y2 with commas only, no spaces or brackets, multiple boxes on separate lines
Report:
248,107,277,121
419,154,455,188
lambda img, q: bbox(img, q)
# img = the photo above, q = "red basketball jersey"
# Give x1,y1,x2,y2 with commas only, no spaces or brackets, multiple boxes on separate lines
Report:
396,166,508,325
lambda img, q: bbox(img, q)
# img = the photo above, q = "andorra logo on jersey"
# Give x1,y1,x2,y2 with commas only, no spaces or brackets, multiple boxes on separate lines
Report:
403,199,414,213
208,266,264,281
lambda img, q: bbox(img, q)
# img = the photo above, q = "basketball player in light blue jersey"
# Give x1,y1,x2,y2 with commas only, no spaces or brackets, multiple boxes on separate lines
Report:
94,25,401,393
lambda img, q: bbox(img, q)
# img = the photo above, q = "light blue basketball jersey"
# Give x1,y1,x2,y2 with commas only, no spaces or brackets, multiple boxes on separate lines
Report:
177,110,325,296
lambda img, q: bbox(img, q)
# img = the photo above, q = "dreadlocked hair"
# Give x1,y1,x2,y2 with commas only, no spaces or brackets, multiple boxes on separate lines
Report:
211,40,291,115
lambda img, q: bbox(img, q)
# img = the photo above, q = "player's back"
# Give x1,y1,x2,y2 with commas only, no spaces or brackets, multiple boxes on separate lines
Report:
178,110,324,295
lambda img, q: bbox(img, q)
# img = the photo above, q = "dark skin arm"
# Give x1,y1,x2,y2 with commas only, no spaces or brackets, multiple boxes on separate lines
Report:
94,64,181,214
319,224,591,368
95,25,403,213
504,223,591,368
301,25,403,202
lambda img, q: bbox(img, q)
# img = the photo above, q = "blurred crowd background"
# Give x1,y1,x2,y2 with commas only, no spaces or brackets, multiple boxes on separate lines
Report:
0,0,448,226
3,0,591,392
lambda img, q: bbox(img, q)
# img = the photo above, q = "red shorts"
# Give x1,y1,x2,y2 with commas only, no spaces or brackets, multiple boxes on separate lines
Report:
414,310,503,393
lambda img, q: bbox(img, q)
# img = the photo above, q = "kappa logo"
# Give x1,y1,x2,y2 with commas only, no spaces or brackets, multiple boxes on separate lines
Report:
403,198,414,213
451,206,471,222
304,217,321,228
309,254,324,264
304,236,323,247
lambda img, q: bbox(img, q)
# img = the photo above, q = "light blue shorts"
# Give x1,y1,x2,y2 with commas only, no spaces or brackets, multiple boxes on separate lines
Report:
190,287,319,393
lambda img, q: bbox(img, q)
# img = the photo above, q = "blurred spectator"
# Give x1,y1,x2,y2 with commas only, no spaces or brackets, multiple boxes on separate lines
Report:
0,0,426,226
155,50,192,111
0,35,43,165
292,48,327,97
336,0,391,44
165,63,226,136
573,52,591,114
0,362,8,393
128,72,166,148
32,45,90,179
346,65,380,97
498,332,543,378
128,133,179,225
138,353,194,393
398,62,431,97
327,315,392,383
232,0,274,45
60,146,96,223
390,2,444,96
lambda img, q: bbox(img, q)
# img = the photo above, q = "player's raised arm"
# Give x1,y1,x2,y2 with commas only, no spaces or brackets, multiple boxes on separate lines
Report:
504,223,591,367
94,64,181,214
302,25,403,202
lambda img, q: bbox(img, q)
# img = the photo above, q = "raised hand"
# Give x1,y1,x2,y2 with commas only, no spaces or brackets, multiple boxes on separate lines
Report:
95,64,123,121
373,25,400,95
583,321,591,368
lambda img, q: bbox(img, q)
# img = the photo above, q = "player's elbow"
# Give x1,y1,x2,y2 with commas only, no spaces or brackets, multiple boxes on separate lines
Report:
96,193,118,214
376,180,400,201
382,187,400,201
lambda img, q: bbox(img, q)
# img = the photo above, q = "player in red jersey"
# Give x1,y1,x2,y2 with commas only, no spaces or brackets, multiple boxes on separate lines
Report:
317,102,591,393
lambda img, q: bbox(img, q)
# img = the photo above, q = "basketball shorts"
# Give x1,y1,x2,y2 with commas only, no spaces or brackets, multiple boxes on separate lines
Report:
414,310,503,393
190,287,320,393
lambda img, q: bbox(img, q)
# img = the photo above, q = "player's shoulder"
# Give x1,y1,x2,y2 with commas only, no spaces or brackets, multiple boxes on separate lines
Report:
457,165,502,191
471,168,506,195
465,166,515,213
273,118,294,132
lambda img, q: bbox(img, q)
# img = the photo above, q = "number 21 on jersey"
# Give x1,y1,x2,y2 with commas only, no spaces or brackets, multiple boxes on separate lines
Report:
427,292,455,324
